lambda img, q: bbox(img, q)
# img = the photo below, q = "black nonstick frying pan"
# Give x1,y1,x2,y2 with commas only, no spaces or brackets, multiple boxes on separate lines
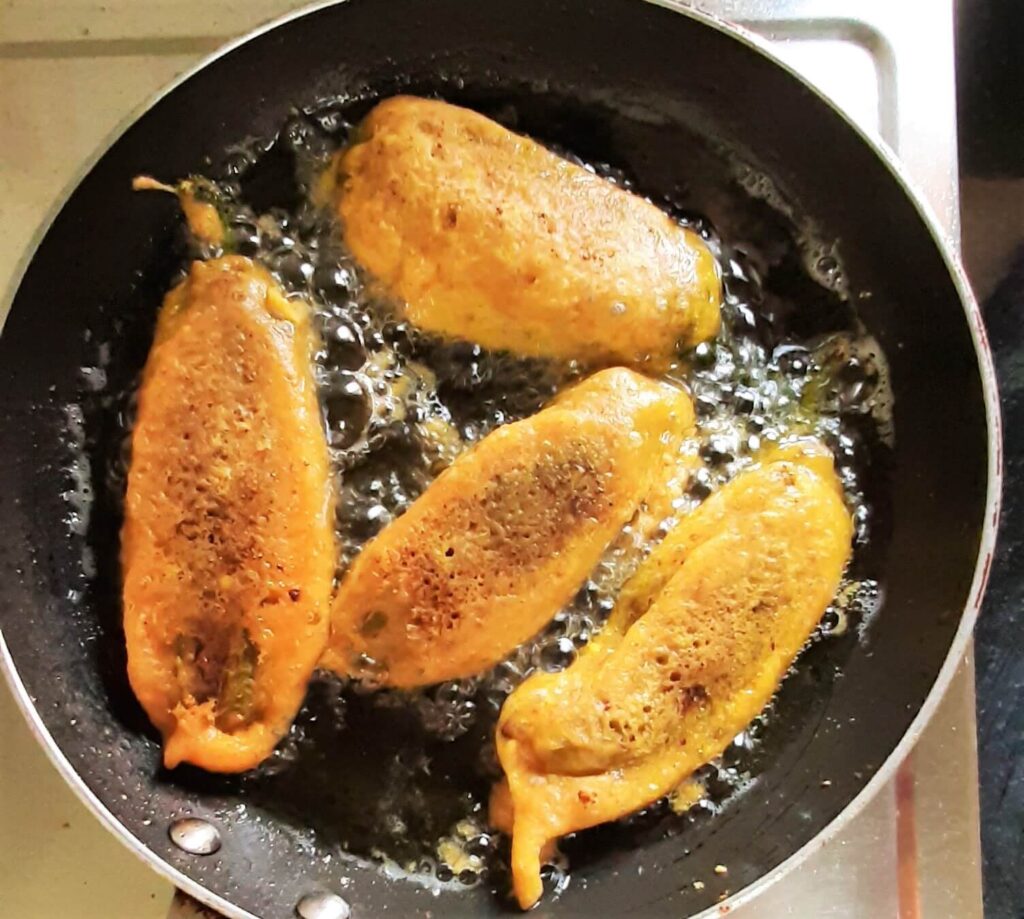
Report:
0,1,1001,917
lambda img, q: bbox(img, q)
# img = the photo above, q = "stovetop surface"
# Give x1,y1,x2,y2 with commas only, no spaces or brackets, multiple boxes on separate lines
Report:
0,2,991,917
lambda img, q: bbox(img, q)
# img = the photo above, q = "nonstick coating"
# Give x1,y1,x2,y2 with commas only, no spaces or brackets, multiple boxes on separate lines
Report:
0,1,994,917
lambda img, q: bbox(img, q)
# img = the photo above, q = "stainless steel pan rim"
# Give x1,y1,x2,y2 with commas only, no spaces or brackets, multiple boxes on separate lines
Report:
0,1,1002,917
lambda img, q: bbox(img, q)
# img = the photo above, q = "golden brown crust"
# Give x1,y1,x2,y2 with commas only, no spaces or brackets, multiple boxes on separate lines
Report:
322,368,695,688
122,256,334,772
492,442,853,907
333,97,721,368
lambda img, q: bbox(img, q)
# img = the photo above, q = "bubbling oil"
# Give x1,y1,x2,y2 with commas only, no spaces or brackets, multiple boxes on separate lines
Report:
88,99,890,897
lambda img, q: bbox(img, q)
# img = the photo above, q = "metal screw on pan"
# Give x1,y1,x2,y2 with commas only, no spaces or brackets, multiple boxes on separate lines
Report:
169,818,222,856
296,891,352,919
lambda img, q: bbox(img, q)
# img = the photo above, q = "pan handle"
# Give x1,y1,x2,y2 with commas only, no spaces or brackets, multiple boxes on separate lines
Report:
167,890,226,919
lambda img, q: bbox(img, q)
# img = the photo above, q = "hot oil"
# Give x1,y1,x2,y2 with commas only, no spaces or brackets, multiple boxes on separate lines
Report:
80,99,890,898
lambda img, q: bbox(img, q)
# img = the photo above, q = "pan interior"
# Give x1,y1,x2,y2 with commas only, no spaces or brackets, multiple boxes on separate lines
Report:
0,0,989,916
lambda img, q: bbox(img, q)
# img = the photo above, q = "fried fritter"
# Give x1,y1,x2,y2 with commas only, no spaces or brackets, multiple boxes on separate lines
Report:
329,96,721,368
492,442,853,908
322,368,695,688
122,256,334,772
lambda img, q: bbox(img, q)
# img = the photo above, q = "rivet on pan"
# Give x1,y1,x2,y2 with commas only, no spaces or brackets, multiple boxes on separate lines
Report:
296,892,351,919
169,817,222,855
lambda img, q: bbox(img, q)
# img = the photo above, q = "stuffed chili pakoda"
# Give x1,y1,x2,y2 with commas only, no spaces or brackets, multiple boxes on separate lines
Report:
322,368,695,688
492,442,853,908
328,96,721,368
122,257,334,773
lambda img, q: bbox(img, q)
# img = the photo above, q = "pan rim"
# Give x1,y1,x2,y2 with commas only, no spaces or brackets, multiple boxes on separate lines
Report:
0,1,1002,917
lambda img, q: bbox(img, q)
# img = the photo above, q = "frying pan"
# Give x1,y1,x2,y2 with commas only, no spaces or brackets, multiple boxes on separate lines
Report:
0,0,1001,917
